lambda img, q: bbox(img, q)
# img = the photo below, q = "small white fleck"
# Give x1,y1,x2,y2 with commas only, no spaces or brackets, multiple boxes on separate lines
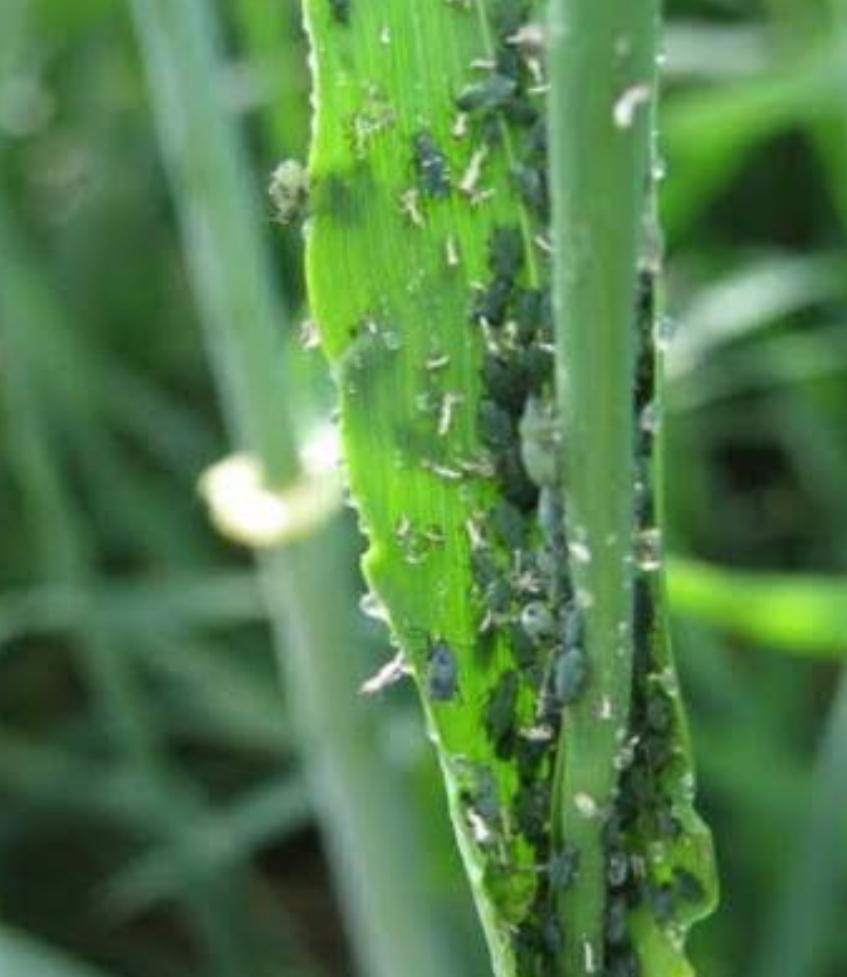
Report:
568,540,592,564
379,25,391,45
574,792,598,818
613,82,651,129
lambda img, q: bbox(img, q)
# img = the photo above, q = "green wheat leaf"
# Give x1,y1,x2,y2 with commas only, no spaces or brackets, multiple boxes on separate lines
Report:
303,1,716,974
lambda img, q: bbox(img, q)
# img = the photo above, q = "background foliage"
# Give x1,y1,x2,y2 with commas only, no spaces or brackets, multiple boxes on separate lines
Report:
0,1,846,976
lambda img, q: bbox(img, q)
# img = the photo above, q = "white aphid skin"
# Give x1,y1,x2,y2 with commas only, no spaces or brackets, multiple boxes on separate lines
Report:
268,159,309,224
613,82,651,129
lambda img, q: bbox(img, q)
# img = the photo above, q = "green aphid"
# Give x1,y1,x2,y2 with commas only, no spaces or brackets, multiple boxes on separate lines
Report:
554,645,588,705
412,131,451,198
488,226,524,281
426,641,458,701
456,73,516,112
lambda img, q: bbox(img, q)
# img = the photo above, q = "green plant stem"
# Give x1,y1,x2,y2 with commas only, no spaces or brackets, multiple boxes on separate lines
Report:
129,4,458,977
547,2,658,974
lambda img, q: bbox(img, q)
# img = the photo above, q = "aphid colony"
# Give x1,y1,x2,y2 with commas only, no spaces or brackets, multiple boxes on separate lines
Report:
326,0,709,971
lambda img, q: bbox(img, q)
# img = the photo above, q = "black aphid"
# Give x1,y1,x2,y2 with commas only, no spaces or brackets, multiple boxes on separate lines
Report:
607,850,629,889
514,780,550,844
456,73,517,113
471,278,511,326
482,353,529,414
478,399,514,449
549,844,580,890
606,896,629,946
490,499,526,549
426,641,458,701
673,867,706,904
328,0,350,24
496,448,538,511
488,225,524,281
513,164,548,217
484,669,519,755
412,131,451,198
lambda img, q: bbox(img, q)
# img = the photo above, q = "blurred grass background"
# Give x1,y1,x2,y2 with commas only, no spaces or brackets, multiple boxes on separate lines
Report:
0,0,846,976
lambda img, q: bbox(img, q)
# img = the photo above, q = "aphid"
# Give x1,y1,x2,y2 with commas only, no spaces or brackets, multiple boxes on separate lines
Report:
645,687,672,733
426,640,458,701
514,780,550,844
553,645,589,705
607,849,629,889
412,131,451,198
268,159,309,225
489,499,526,549
477,399,514,450
482,352,528,414
549,844,580,890
518,396,558,488
521,343,554,394
540,906,563,955
444,234,461,268
644,881,675,922
520,600,554,642
496,448,538,512
606,895,629,946
607,951,640,977
471,277,511,326
488,226,524,281
484,669,519,756
673,867,705,904
328,0,350,24
512,163,547,216
456,73,516,112
483,576,512,615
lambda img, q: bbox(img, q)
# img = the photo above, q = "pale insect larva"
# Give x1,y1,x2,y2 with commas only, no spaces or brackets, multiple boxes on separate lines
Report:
268,159,309,225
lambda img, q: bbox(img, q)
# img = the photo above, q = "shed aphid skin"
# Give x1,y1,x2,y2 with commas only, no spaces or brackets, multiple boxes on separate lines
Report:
425,640,459,701
268,159,309,225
